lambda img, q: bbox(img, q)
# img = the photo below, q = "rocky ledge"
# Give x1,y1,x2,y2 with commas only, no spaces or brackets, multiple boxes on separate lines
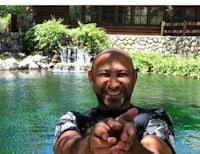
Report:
0,54,50,71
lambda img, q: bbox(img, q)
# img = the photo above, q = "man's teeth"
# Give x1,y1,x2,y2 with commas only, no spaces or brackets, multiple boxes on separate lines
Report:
107,91,120,96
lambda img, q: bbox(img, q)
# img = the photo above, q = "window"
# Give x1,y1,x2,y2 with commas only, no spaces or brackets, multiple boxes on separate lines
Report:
166,7,181,22
134,6,147,24
183,7,196,22
117,6,131,24
85,6,98,23
150,7,163,25
69,6,82,24
102,6,115,24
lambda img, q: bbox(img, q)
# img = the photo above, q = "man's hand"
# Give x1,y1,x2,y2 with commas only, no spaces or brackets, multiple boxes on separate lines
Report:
111,108,139,154
89,108,139,154
89,118,123,154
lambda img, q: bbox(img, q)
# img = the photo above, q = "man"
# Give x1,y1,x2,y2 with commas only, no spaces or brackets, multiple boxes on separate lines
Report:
54,48,175,154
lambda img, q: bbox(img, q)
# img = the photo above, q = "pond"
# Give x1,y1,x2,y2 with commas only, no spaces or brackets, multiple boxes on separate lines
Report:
0,70,200,154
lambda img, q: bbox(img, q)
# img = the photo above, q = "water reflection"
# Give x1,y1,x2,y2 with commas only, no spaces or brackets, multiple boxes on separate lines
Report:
0,71,200,154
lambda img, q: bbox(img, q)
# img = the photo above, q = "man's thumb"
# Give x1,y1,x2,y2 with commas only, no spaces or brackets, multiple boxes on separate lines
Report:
117,108,138,122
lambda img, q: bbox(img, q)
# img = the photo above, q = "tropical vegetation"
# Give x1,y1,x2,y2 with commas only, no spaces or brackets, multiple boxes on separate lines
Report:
21,18,68,55
21,18,111,55
0,5,29,32
68,22,111,55
129,52,200,80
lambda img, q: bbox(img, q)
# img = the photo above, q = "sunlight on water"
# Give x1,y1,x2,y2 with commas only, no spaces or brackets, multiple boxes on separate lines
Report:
0,70,200,154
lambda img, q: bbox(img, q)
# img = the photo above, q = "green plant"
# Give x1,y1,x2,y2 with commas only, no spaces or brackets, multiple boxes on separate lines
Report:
69,22,111,55
21,17,68,55
0,14,11,32
0,5,29,32
0,53,11,60
129,52,200,80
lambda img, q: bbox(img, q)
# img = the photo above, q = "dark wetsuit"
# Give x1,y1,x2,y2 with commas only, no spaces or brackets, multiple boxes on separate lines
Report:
54,105,176,153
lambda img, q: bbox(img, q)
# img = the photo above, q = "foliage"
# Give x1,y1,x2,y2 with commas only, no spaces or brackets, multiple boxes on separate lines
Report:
69,22,111,55
21,17,68,55
20,20,111,56
0,14,11,32
129,52,200,80
0,53,12,60
0,5,28,32
0,5,27,17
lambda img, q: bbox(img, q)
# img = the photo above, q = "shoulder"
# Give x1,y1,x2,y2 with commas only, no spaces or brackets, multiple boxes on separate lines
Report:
135,107,173,127
54,111,80,143
149,108,174,127
143,108,175,137
57,108,99,123
54,108,99,143
136,107,175,153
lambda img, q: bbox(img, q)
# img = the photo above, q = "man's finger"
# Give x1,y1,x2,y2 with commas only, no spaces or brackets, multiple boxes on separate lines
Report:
94,121,110,140
116,108,138,123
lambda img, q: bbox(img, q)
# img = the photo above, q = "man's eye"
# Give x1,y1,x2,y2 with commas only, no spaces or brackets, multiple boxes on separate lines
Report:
118,73,128,77
103,73,111,77
99,73,110,77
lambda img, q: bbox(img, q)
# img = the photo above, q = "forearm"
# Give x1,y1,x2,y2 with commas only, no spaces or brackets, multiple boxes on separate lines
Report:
54,131,92,154
139,135,173,154
129,143,154,154
125,138,153,154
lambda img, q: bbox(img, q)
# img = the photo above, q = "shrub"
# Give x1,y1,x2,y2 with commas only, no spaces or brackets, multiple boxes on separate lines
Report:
21,17,68,55
69,22,111,55
129,52,200,80
0,14,11,32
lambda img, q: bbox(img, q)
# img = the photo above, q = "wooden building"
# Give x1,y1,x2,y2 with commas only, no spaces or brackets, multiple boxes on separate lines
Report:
31,6,200,36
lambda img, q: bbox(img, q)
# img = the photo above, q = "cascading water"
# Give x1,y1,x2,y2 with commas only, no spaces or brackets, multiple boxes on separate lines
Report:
52,46,92,72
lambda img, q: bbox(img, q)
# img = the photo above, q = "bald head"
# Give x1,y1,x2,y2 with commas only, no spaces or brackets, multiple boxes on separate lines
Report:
88,48,137,111
91,48,134,72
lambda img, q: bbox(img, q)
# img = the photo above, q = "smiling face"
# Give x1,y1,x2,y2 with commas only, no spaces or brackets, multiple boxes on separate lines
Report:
88,48,137,111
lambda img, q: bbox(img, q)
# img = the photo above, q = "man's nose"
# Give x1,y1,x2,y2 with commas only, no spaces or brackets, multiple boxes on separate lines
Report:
108,76,120,89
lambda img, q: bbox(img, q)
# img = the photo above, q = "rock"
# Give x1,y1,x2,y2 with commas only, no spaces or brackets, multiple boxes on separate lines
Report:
18,56,32,70
29,61,40,70
1,58,18,70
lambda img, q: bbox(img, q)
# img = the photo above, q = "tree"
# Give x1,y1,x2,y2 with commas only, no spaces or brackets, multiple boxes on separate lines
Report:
0,5,32,32
0,5,27,16
0,13,11,32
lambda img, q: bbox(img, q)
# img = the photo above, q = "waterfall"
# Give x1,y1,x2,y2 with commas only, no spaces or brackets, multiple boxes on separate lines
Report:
59,46,67,63
52,46,92,72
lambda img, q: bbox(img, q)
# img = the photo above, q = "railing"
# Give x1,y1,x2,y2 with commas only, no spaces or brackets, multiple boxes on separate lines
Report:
161,21,200,36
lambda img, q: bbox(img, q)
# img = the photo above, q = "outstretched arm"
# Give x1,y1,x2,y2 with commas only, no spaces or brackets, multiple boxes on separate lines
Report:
112,108,173,154
141,135,173,154
54,130,91,154
54,119,121,154
54,108,174,154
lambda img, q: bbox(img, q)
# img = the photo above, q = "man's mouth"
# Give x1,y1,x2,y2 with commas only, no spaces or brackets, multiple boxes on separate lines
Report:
107,91,120,96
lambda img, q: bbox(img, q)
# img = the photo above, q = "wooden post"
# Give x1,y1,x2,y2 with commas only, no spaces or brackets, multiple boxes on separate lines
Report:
161,21,166,36
183,21,186,36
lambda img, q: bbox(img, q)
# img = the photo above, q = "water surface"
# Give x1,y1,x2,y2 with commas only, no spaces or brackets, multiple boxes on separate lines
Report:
0,70,199,154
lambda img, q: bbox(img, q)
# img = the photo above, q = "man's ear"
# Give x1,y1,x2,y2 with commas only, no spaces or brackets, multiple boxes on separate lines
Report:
88,70,93,84
133,70,138,85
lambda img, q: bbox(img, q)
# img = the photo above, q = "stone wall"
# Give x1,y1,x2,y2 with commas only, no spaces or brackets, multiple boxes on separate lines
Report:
0,32,200,57
109,35,200,56
0,32,22,55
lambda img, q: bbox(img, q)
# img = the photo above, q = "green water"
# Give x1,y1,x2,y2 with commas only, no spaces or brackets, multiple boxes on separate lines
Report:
0,70,200,154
